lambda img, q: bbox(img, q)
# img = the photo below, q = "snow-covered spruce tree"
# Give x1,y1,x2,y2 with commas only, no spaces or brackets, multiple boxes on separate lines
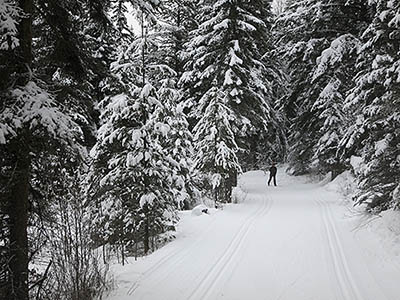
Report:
0,2,84,299
33,0,119,146
193,87,241,204
156,77,198,209
0,83,82,300
339,0,400,211
311,35,369,177
91,8,183,255
276,0,369,175
309,2,370,177
144,41,197,210
146,2,201,209
0,2,22,292
0,0,124,298
181,0,284,173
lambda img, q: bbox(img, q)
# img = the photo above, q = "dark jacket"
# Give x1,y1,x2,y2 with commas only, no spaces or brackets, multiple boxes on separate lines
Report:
269,166,277,176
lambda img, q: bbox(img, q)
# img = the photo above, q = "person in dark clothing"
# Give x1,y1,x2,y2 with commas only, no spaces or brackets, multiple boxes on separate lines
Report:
268,163,277,186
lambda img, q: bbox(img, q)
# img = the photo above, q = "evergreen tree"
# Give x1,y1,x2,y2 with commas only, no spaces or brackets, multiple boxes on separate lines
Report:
0,1,82,297
91,6,191,255
157,77,198,209
310,34,362,177
193,87,241,204
0,0,119,298
147,1,202,207
182,0,283,177
92,79,179,255
277,0,369,175
309,2,371,177
339,0,400,211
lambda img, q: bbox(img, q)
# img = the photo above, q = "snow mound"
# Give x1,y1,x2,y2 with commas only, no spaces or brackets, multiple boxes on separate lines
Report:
379,210,400,236
324,171,356,196
359,210,400,259
231,186,247,203
191,204,210,216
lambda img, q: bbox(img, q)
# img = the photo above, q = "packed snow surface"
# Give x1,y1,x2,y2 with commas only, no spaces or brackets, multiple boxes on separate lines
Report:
106,169,400,300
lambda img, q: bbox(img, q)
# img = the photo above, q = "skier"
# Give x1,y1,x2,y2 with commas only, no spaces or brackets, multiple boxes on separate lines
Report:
268,163,277,186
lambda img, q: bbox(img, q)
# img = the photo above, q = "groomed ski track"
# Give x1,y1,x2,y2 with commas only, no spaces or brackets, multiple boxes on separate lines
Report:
107,169,400,300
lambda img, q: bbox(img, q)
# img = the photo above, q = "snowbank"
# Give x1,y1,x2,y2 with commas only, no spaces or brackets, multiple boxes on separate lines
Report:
230,171,255,203
377,210,400,237
324,170,357,196
373,210,400,241
350,208,400,254
231,186,247,204
325,169,400,275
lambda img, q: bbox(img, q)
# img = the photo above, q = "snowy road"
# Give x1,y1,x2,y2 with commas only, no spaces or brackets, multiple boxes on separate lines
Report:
107,170,400,300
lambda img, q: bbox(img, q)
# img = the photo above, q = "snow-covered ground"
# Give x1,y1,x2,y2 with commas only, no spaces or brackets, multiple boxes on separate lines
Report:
105,168,400,300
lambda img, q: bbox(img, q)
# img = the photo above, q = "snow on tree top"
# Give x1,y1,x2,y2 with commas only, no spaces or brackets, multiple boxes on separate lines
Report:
213,19,230,31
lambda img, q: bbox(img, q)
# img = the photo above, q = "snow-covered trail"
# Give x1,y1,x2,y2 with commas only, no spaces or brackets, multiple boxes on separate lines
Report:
107,170,400,300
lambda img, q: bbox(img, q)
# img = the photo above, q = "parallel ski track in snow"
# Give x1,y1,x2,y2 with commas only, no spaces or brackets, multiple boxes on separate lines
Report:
316,198,365,300
127,214,219,295
186,194,272,300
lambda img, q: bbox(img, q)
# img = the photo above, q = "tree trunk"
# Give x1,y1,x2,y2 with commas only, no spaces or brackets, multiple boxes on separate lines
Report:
7,154,30,300
144,217,149,254
7,0,34,299
214,187,218,207
250,136,257,168
140,7,150,256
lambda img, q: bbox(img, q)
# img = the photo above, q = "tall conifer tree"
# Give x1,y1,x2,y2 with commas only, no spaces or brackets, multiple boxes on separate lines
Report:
277,0,369,175
181,0,284,200
340,0,400,210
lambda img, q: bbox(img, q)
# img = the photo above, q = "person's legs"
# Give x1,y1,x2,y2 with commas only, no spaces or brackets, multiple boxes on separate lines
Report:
268,175,272,186
273,175,277,186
